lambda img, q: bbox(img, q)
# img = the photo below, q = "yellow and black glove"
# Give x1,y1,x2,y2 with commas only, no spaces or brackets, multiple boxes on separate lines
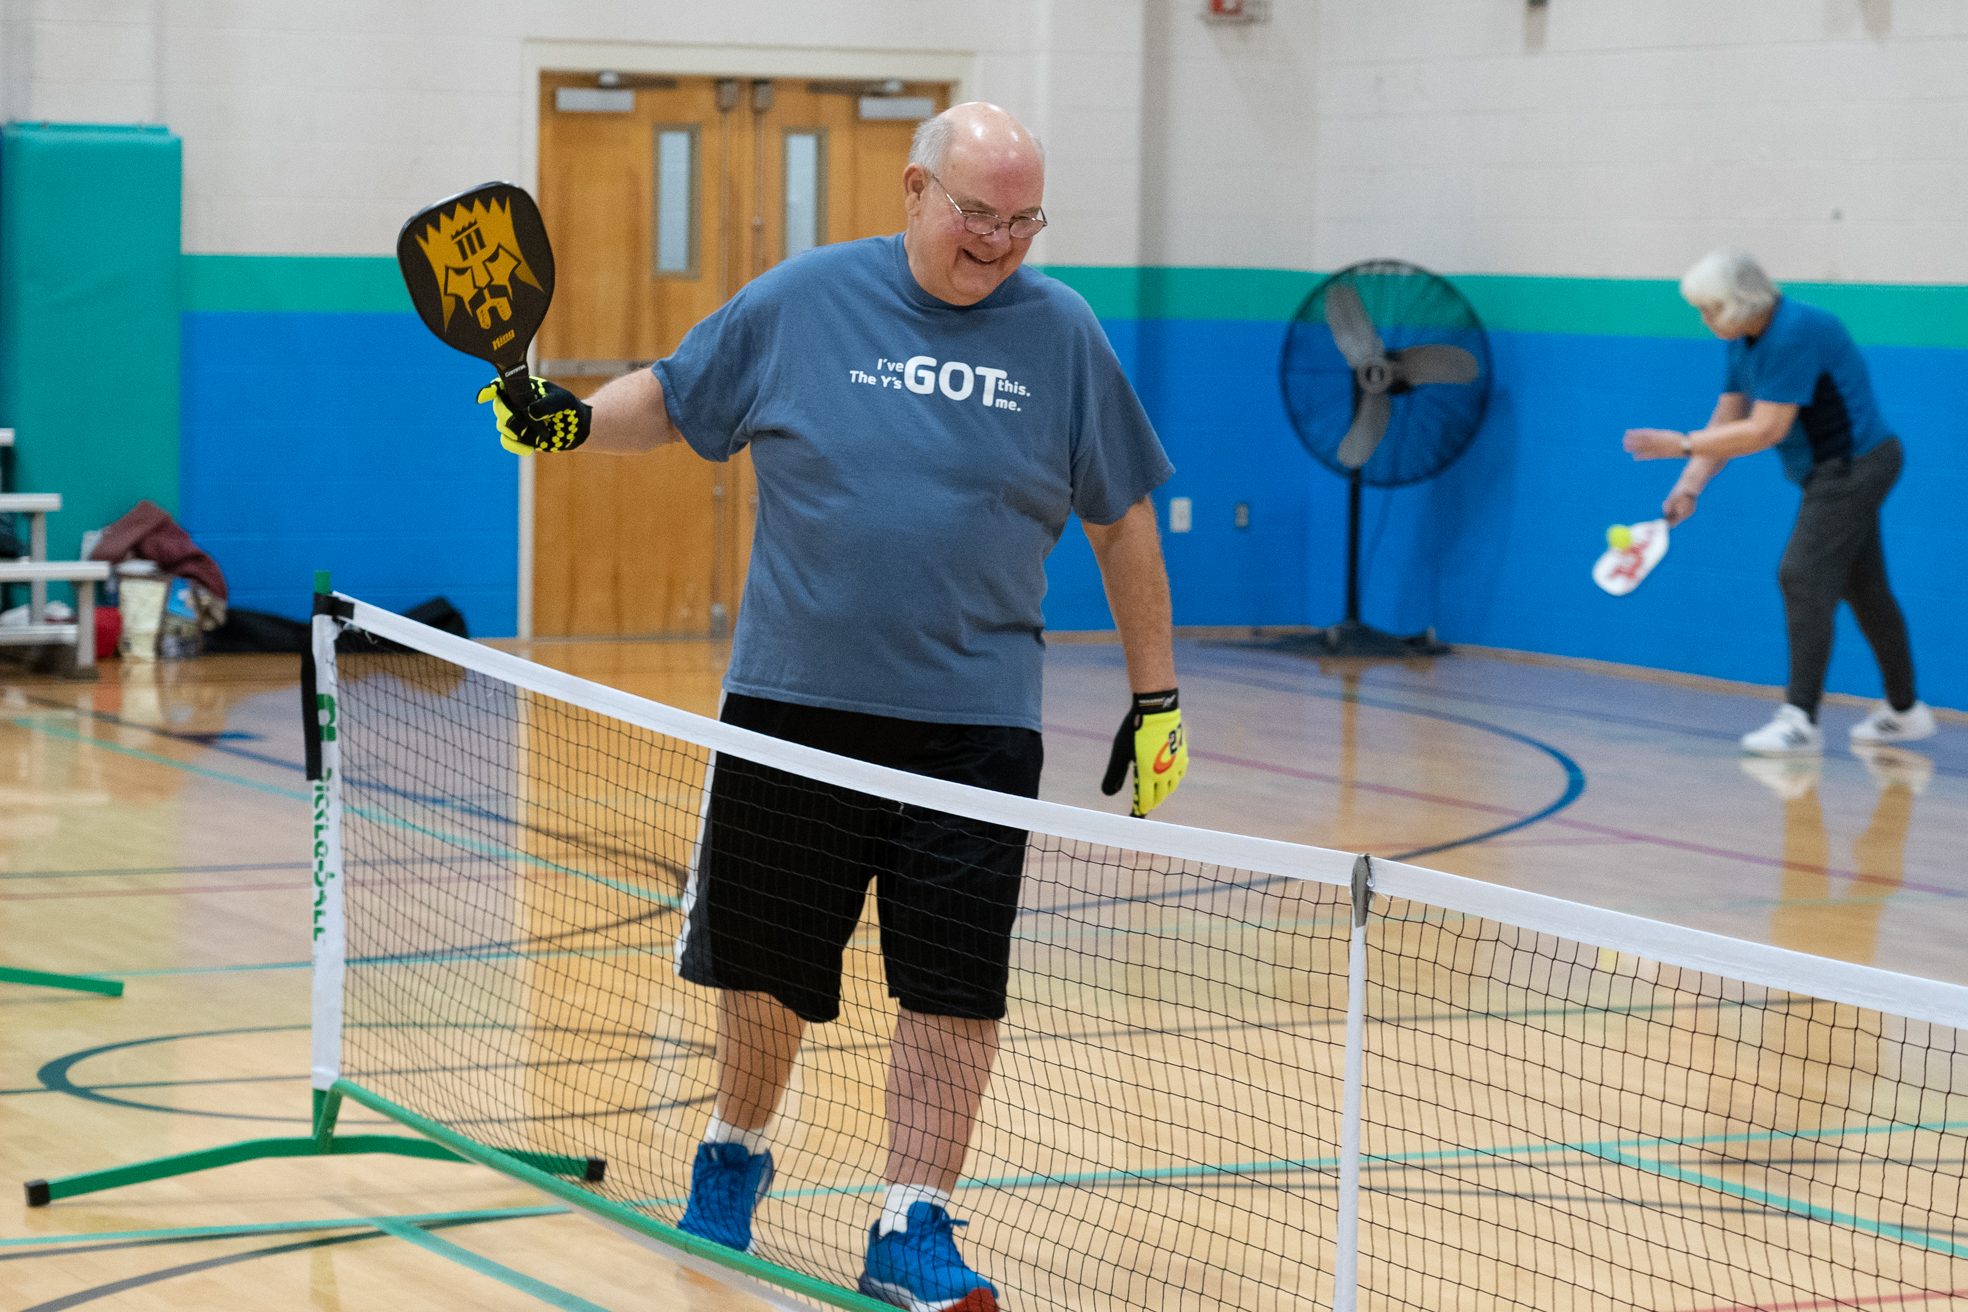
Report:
1100,688,1187,817
477,376,592,455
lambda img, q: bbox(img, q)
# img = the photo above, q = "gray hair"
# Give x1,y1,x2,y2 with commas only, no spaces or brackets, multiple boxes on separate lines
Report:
1680,249,1779,327
909,107,1044,174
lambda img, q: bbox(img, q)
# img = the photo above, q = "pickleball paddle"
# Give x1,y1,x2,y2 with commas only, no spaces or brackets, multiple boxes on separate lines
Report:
396,182,556,419
1592,519,1670,596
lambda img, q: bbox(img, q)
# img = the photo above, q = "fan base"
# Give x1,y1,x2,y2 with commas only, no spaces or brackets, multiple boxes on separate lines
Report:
1282,620,1450,659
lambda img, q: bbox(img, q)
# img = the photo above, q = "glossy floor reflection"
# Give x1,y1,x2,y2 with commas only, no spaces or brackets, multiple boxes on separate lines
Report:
2,639,1962,1309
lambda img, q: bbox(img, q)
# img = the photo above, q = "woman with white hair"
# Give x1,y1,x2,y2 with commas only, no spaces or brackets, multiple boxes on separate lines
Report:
1622,249,1929,756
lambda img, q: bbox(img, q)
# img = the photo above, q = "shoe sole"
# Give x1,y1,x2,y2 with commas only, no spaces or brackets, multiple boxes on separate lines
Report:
1740,745,1822,757
858,1276,998,1312
1850,728,1936,744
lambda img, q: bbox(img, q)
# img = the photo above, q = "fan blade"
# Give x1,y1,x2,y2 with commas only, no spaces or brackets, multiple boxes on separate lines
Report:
1336,391,1391,469
1391,343,1480,386
1323,284,1385,369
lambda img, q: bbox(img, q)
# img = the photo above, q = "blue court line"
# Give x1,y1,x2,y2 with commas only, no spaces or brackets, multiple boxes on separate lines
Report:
1178,659,1590,861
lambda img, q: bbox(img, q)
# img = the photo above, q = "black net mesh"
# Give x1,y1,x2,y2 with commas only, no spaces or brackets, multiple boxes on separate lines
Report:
327,634,1967,1310
330,645,1348,1310
1362,897,1968,1311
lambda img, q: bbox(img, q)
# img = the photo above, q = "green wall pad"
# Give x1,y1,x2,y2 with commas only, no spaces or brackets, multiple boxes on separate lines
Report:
0,124,181,561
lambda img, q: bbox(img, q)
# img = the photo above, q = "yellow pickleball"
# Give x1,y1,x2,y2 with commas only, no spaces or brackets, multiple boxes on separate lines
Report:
1607,524,1633,551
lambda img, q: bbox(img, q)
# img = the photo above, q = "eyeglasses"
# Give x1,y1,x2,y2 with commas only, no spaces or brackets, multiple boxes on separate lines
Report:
927,173,1047,240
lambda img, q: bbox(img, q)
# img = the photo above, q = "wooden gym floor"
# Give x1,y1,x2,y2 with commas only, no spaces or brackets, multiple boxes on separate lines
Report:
2,636,1963,1310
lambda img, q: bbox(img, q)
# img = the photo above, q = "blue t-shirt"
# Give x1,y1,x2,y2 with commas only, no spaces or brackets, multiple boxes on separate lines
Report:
1723,296,1892,484
653,234,1173,730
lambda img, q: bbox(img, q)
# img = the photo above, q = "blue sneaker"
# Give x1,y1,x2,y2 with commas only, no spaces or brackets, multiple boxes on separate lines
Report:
677,1142,774,1253
859,1202,1000,1312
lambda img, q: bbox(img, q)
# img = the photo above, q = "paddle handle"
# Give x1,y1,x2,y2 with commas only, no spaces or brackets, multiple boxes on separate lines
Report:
496,360,535,421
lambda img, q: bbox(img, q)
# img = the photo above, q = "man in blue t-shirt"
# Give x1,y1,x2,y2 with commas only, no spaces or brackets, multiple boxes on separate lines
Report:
1623,249,1929,759
481,102,1185,1311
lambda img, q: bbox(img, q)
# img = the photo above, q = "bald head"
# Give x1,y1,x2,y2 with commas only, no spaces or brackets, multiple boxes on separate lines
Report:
901,102,1046,306
910,102,1045,177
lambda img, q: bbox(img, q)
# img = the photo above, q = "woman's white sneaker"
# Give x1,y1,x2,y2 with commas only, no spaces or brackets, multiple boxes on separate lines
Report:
1849,701,1935,745
1740,704,1823,756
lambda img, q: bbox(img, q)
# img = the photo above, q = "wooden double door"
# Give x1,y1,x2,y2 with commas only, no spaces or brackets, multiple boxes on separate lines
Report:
533,73,948,637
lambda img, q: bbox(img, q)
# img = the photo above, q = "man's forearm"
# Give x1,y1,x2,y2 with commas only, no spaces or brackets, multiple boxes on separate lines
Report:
582,368,682,453
1673,454,1726,497
1083,497,1177,693
1683,416,1780,461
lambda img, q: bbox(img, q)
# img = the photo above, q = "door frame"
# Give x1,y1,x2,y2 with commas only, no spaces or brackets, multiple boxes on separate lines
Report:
513,40,977,640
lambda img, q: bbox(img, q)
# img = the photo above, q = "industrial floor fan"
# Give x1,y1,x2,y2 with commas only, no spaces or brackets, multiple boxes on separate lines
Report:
1278,259,1493,656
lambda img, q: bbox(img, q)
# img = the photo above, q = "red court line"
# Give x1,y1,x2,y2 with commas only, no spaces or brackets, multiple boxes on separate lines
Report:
1044,724,1965,900
1682,1288,1968,1312
0,881,299,902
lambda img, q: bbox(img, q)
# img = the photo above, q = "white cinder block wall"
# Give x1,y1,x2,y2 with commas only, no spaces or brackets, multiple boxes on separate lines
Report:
1143,0,1968,283
0,0,1147,268
4,0,1967,283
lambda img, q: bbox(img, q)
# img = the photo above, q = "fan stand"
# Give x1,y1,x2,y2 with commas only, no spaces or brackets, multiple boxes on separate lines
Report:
1311,469,1450,658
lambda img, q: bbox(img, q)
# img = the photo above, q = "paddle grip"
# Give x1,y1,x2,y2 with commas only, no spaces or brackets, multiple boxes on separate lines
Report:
497,361,535,425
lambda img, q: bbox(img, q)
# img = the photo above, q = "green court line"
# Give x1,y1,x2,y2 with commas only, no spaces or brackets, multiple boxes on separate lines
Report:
371,1214,616,1312
7,716,677,909
0,1204,565,1249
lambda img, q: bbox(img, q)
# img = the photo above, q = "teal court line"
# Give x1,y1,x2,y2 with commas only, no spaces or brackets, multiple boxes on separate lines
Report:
18,718,1962,1264
725,1115,1968,1259
370,1214,617,1312
1,1204,614,1312
8,716,677,908
71,936,672,982
0,1204,566,1249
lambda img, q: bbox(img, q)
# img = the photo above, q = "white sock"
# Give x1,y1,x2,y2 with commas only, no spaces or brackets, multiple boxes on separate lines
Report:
878,1183,952,1237
702,1113,766,1156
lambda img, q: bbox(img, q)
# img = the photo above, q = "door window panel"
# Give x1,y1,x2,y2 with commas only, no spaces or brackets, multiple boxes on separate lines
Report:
653,125,700,277
783,129,827,260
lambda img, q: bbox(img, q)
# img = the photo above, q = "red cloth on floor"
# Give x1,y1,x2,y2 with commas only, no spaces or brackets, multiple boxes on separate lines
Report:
90,500,227,601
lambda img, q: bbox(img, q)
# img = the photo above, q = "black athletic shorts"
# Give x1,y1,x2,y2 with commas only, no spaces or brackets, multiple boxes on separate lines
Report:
675,694,1041,1024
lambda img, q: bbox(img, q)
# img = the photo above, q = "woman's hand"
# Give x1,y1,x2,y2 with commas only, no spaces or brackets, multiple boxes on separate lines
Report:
1662,490,1698,526
1623,428,1686,460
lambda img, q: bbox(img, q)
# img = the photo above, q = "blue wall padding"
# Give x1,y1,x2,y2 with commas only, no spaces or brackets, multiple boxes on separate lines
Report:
0,124,181,560
179,312,516,634
1045,318,1967,711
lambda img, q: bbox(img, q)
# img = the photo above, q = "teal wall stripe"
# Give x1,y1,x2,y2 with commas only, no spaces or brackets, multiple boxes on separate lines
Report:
177,254,1968,347
1038,265,1968,348
181,254,410,313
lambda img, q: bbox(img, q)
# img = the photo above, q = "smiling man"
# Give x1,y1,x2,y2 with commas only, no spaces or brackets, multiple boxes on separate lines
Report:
480,102,1185,1311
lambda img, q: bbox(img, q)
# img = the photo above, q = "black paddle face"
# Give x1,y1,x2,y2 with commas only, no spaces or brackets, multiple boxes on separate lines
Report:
397,183,555,392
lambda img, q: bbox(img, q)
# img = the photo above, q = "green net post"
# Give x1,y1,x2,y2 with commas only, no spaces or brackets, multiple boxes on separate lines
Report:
21,578,600,1208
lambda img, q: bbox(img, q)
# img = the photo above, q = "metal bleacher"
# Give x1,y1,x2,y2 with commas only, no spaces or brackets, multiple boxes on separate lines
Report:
0,428,110,673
